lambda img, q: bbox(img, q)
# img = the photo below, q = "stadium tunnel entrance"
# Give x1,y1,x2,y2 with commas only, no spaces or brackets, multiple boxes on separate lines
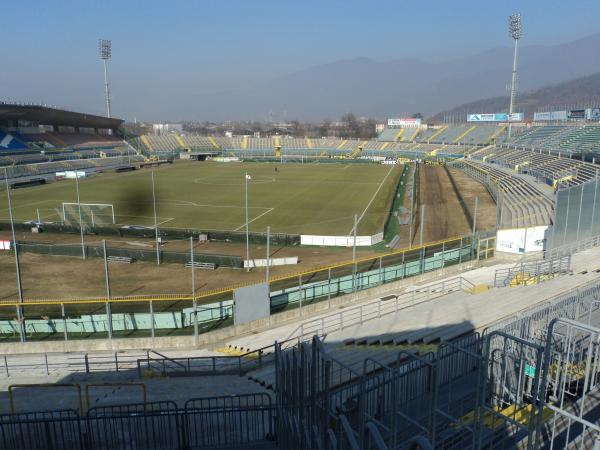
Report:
187,151,220,161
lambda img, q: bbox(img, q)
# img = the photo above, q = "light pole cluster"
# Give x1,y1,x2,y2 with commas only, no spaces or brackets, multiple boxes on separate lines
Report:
508,13,522,138
99,39,112,119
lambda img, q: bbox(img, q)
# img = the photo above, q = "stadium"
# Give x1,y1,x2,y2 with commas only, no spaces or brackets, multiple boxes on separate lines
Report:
2,6,600,450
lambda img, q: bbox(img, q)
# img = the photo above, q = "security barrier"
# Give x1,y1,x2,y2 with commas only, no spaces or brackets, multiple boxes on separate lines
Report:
15,241,243,268
0,233,493,342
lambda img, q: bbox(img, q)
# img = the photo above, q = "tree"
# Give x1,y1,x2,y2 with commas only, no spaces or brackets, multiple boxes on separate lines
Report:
317,120,331,137
341,113,360,138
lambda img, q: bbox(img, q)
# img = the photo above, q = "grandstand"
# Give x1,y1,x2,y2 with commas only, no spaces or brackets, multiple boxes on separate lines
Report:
452,159,554,228
0,104,139,183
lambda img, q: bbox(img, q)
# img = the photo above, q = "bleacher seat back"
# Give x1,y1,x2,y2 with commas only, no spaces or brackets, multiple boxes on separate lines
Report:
0,131,28,150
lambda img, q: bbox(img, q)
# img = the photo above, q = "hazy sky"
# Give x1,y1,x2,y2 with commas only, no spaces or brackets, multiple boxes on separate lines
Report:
2,0,599,120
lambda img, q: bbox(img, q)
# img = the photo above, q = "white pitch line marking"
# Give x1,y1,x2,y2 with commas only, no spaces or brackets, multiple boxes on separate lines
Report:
154,217,175,227
234,207,275,231
348,164,396,236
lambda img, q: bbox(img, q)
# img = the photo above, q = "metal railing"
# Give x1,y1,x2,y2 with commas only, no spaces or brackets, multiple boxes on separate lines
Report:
545,233,600,259
291,276,474,341
1,350,147,377
135,337,299,378
493,254,572,287
0,394,275,450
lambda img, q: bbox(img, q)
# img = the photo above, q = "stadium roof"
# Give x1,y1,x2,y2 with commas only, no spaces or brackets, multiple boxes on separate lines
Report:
0,103,123,129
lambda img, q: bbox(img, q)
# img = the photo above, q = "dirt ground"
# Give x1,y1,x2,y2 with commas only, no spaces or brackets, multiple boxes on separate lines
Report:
404,164,496,245
0,239,380,302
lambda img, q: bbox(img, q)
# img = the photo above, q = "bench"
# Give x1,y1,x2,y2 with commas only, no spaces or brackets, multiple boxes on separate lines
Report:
107,256,134,264
185,261,216,270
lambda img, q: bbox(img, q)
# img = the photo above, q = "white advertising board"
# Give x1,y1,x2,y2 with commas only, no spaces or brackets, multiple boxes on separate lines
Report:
56,171,86,179
533,111,568,121
244,257,299,268
301,235,374,247
387,118,421,127
496,226,547,254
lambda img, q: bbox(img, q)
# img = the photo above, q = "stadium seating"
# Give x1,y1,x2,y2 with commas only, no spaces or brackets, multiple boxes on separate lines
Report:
0,155,144,181
507,124,600,158
181,134,219,149
454,159,554,228
0,131,28,150
378,124,506,146
470,145,599,186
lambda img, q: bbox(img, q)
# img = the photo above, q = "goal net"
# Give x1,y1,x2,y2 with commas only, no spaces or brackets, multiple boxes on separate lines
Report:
62,203,115,227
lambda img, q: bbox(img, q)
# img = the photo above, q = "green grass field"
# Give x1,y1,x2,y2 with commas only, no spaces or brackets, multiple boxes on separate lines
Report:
0,161,403,235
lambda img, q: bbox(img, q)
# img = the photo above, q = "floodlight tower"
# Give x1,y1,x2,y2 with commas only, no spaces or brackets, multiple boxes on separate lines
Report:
99,39,112,118
507,13,522,138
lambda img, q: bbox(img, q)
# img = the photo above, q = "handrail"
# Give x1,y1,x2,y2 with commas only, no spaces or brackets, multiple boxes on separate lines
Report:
288,276,472,341
136,334,302,378
148,349,187,371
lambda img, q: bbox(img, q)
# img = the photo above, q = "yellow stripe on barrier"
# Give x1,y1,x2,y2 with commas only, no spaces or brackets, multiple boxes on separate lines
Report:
0,234,477,306
174,135,187,148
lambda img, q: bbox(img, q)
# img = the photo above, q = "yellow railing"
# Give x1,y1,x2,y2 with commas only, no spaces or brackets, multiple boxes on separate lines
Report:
427,125,448,142
140,135,153,151
0,234,477,307
488,124,507,142
408,128,421,142
174,135,187,148
208,136,219,148
454,126,477,143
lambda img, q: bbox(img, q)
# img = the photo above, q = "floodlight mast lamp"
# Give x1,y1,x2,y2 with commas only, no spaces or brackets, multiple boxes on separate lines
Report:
508,13,522,139
99,39,112,119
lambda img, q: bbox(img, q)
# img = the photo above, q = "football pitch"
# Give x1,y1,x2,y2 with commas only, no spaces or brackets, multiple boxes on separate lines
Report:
0,161,403,236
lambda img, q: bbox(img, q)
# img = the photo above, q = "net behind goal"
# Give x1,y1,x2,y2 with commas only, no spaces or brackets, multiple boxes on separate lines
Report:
62,203,115,227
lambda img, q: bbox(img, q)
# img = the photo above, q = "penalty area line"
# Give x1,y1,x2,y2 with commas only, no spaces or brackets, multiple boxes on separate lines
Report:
348,164,396,236
234,207,275,231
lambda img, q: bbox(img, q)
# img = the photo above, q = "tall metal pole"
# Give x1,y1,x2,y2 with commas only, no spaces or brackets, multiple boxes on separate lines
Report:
102,59,111,119
472,196,479,235
419,205,425,247
102,239,111,299
191,236,198,344
99,39,112,119
265,226,270,284
75,173,85,260
102,239,112,340
507,13,522,139
352,214,357,291
4,168,24,313
152,171,160,264
245,173,250,272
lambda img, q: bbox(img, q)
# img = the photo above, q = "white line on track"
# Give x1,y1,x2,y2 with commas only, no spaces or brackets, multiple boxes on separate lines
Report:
347,164,396,236
234,207,275,231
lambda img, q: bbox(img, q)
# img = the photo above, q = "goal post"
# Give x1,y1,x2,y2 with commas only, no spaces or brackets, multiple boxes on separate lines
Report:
62,203,115,227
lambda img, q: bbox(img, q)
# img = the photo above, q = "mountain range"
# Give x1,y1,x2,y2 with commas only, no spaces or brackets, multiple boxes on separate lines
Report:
182,32,600,121
430,71,600,122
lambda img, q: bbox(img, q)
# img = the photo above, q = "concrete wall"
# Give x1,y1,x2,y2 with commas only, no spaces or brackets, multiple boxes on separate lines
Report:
0,261,476,355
